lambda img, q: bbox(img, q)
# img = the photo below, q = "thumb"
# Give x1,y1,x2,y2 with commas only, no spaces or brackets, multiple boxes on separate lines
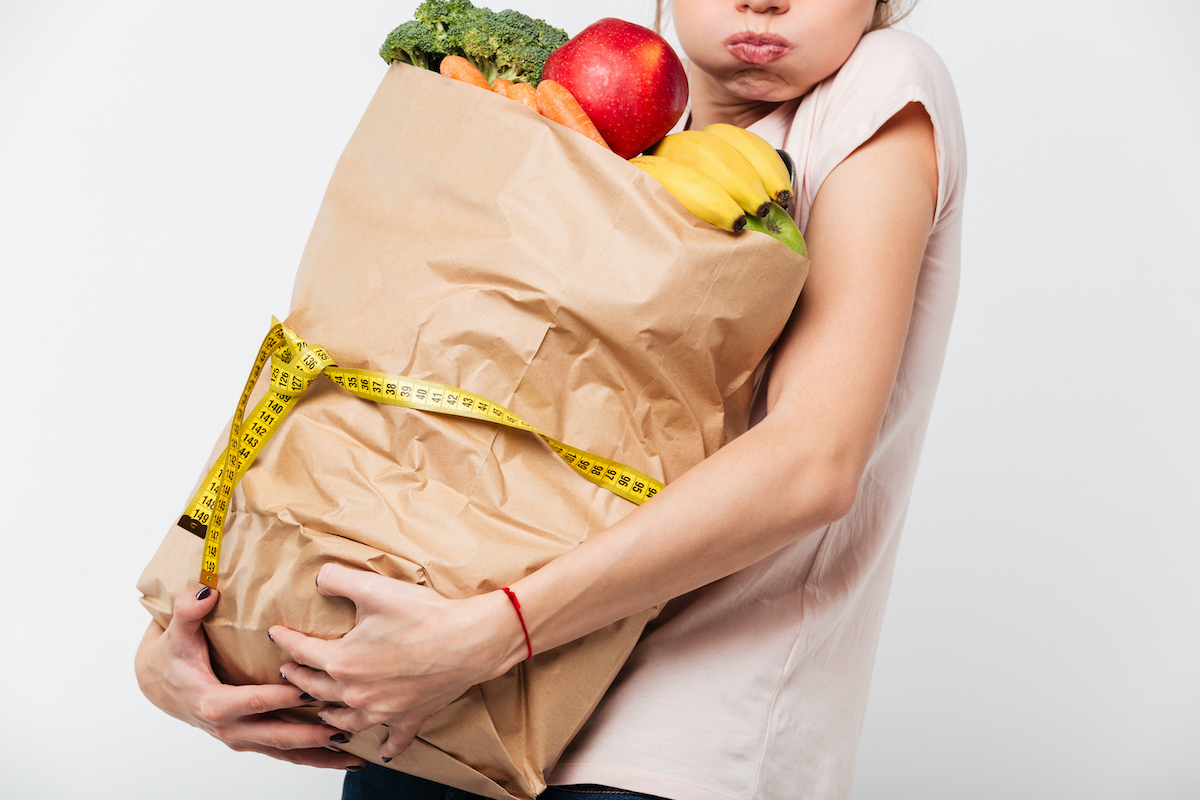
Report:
171,585,219,631
315,563,389,610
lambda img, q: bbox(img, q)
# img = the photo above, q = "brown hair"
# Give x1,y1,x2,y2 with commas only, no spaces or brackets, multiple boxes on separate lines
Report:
871,0,918,30
652,1,919,35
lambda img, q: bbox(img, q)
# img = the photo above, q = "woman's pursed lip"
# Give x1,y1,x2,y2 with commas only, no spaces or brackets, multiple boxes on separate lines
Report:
724,32,794,65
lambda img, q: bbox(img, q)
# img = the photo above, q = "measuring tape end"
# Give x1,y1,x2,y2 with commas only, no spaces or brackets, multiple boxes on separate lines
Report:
179,515,209,539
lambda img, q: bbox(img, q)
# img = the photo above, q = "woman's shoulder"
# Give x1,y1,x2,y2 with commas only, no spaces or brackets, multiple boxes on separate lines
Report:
851,27,948,65
787,28,966,231
831,28,959,111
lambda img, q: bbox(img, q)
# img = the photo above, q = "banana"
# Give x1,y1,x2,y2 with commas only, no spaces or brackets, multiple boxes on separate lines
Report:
648,131,773,218
702,123,794,208
742,202,807,258
631,155,747,233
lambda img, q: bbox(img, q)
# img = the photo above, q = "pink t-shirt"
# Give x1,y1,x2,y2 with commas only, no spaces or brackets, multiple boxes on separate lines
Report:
548,29,967,800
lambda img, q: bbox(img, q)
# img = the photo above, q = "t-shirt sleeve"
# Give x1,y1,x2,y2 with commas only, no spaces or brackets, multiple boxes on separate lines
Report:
792,28,967,233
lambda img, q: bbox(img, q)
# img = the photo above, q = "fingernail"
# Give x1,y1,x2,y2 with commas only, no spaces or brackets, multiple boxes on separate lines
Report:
267,630,274,643
280,672,289,683
300,693,316,703
196,587,212,601
330,733,350,744
346,764,365,772
381,757,392,763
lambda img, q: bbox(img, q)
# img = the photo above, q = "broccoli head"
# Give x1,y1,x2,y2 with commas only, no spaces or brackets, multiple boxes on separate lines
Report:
454,8,569,85
415,0,478,50
379,20,447,70
380,0,477,69
414,0,479,24
379,0,568,86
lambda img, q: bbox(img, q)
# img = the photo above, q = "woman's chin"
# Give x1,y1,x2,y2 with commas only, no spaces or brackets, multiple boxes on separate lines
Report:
726,73,801,103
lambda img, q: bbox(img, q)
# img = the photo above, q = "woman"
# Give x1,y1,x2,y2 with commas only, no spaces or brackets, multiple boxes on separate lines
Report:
137,1,965,797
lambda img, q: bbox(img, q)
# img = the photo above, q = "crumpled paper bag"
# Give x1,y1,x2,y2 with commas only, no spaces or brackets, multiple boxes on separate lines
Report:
138,62,808,800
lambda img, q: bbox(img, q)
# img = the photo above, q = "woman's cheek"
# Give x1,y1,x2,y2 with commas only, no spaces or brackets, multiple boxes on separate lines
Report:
671,2,726,63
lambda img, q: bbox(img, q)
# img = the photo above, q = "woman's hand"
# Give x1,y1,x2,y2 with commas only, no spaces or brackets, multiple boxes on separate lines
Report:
135,586,364,770
268,564,527,760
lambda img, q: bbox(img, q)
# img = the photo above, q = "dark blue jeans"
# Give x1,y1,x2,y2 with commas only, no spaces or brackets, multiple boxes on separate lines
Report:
342,764,672,800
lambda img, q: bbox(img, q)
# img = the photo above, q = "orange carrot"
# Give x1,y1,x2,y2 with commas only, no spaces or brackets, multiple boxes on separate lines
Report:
439,55,490,90
536,80,610,150
492,78,514,98
508,82,539,112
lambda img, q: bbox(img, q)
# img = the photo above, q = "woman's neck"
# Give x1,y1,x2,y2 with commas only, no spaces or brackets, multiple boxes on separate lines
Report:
685,65,785,130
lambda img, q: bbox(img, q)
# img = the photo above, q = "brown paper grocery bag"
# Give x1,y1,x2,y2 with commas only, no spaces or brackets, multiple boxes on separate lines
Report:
138,63,808,800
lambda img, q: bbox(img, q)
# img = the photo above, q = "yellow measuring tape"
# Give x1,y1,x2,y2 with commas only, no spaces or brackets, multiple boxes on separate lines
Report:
180,318,665,590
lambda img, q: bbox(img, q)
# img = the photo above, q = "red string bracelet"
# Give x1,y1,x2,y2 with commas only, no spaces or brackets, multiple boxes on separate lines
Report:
501,587,533,661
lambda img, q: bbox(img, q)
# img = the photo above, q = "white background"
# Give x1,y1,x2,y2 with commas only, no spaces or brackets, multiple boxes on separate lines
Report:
1,1,1197,798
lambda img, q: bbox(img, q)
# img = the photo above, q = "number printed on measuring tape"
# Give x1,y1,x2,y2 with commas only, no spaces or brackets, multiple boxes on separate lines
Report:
180,318,665,590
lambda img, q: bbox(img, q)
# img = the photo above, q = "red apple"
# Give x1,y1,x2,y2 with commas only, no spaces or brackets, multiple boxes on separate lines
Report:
542,18,689,160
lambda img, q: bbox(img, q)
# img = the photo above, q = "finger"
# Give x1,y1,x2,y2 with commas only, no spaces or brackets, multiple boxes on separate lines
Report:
201,682,316,725
378,715,427,760
280,662,346,705
268,625,336,672
216,716,358,756
315,704,376,735
315,563,387,610
170,585,220,633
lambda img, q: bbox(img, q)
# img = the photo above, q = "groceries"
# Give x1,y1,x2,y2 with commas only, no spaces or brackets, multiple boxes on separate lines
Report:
703,122,795,207
534,79,610,149
379,0,568,86
629,155,749,234
381,1,612,149
379,5,800,250
634,129,805,255
650,130,775,219
541,18,689,160
744,201,808,258
140,10,812,795
138,63,809,798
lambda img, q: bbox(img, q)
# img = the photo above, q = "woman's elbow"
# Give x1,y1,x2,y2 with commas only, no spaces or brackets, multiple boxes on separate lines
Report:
820,474,859,524
745,408,869,532
780,458,861,531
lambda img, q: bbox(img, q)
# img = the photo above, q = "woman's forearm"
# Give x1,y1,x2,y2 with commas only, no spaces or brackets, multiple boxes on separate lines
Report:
510,405,855,654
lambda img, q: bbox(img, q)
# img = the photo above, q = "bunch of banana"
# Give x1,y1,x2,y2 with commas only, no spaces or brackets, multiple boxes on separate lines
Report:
651,130,774,218
631,126,804,257
701,123,793,209
630,155,750,233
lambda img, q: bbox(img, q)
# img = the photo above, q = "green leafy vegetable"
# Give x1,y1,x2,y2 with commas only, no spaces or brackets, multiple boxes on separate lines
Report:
380,0,568,86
